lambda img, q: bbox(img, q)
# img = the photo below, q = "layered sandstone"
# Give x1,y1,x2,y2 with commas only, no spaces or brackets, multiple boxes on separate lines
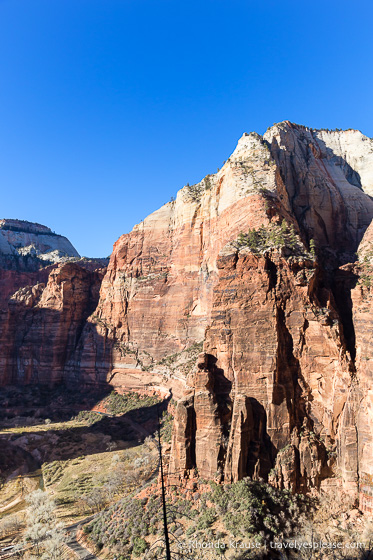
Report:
165,123,373,509
75,132,279,385
0,263,104,385
88,123,373,387
264,124,373,257
0,220,106,386
1,123,373,508
169,246,345,487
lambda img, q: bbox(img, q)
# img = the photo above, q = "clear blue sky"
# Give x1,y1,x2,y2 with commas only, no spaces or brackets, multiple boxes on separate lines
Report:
1,0,372,257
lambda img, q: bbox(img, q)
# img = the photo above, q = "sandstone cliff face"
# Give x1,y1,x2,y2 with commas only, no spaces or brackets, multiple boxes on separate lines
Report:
264,124,373,258
0,263,104,385
165,123,373,510
169,248,343,488
338,222,373,513
0,221,109,386
69,122,372,508
79,132,277,385
1,123,373,509
89,123,373,385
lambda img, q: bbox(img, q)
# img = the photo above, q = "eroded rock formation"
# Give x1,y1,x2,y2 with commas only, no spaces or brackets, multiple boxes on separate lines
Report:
1,123,373,509
166,123,373,512
0,220,107,385
0,263,104,385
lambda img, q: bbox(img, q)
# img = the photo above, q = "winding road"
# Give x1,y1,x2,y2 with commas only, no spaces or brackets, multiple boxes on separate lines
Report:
64,519,98,559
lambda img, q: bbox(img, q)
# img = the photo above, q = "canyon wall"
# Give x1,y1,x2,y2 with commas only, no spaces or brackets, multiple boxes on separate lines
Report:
0,220,106,385
0,263,104,385
167,123,373,511
1,123,373,509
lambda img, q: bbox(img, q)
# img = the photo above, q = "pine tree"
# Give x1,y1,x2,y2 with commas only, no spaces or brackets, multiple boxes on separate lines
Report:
287,225,298,250
309,238,316,257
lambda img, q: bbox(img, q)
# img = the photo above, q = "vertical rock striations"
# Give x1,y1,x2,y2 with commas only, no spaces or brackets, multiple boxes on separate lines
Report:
0,263,104,385
81,132,276,384
167,123,373,506
1,124,373,505
0,220,106,386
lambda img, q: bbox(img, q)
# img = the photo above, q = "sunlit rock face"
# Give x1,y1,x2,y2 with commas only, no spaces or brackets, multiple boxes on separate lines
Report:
166,122,373,510
0,219,80,264
86,131,276,384
1,123,373,508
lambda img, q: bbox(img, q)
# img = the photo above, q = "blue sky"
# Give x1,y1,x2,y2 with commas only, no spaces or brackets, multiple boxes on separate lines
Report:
0,0,372,257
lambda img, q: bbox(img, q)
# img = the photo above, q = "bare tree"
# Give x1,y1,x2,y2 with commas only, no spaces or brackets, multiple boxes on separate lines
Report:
20,489,65,559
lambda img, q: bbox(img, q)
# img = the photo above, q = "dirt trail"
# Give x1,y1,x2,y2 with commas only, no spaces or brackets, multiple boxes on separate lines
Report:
63,416,159,559
1,411,160,559
0,495,22,514
65,524,98,560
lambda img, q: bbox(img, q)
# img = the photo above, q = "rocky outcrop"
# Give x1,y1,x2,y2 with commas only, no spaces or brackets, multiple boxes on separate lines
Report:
166,123,373,506
169,247,340,491
339,252,373,513
83,123,373,390
0,219,80,266
0,221,109,386
264,124,373,259
75,132,277,386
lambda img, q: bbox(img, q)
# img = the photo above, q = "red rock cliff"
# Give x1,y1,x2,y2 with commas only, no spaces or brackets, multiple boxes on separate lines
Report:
166,123,373,507
74,123,373,506
0,263,104,385
1,123,373,506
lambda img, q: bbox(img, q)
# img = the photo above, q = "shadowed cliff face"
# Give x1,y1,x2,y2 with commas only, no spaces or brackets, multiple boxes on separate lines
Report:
86,124,373,385
0,263,105,385
0,122,373,509
169,250,342,490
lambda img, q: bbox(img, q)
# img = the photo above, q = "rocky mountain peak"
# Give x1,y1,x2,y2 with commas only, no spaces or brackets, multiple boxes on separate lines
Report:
0,219,54,234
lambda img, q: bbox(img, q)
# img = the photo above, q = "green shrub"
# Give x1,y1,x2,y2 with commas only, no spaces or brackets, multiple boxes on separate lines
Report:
196,507,216,529
132,537,148,556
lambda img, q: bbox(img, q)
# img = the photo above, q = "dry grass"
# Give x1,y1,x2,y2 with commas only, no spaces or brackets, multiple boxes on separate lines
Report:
43,443,158,522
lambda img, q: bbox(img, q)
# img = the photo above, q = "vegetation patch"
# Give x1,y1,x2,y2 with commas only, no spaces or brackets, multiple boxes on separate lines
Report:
185,176,213,202
233,220,313,259
84,478,313,559
102,391,160,416
83,477,373,559
157,341,204,377
42,441,158,521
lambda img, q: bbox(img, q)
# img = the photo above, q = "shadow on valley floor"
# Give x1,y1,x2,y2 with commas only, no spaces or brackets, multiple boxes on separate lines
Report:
0,281,170,479
0,388,171,479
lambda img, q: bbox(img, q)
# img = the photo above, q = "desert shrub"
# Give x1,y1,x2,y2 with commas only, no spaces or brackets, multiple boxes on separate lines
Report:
70,410,103,425
197,507,217,529
103,391,160,415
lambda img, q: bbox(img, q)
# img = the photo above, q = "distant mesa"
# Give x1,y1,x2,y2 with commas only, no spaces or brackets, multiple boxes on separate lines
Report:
0,218,55,235
0,218,80,264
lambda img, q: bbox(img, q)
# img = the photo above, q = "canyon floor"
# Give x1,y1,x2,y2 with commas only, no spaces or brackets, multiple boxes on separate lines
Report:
0,387,372,560
0,386,169,558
